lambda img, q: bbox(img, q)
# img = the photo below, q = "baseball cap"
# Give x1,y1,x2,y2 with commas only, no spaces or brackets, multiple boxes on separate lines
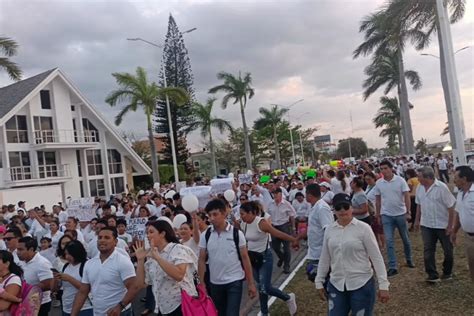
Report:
320,182,331,189
333,193,351,209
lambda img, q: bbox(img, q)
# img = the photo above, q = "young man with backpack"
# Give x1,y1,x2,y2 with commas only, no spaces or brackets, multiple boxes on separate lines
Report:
16,236,54,316
198,199,257,316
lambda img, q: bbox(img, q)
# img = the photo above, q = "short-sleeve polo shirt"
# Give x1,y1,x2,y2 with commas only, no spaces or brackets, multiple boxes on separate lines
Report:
374,175,410,216
21,253,53,305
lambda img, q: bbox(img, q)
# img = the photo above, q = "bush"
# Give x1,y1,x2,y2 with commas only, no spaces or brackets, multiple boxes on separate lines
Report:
159,164,186,184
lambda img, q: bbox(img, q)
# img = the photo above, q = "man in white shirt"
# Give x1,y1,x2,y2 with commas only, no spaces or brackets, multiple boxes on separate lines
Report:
17,236,53,315
150,194,166,217
4,227,22,264
289,181,306,202
267,188,296,273
437,154,450,184
71,227,138,316
374,160,414,277
452,165,474,282
414,167,456,282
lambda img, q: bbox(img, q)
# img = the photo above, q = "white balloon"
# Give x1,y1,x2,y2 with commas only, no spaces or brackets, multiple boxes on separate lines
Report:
228,172,234,179
138,190,145,196
165,190,176,200
173,214,188,229
153,182,160,190
182,194,199,212
247,170,253,175
224,189,236,202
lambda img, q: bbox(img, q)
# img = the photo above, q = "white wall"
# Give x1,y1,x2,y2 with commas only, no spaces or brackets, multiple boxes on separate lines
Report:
0,184,63,211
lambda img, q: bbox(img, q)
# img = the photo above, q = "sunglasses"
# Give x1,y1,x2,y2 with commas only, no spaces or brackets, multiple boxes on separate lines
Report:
3,237,15,241
334,204,351,212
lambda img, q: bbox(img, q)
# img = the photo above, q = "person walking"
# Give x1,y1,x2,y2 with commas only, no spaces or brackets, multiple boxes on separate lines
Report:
316,193,390,316
374,160,414,277
436,154,450,184
240,201,297,316
350,177,371,225
267,188,296,274
451,165,474,282
406,169,420,231
414,166,456,283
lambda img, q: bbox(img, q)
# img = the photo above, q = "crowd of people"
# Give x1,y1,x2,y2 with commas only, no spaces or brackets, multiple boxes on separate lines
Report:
0,153,472,316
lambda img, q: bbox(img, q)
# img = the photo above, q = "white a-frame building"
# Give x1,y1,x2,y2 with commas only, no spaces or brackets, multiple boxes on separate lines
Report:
0,68,151,208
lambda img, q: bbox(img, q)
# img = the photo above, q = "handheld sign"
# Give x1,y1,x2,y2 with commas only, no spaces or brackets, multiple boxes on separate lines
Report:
238,174,252,185
180,186,212,209
210,178,233,195
66,197,96,222
127,217,148,241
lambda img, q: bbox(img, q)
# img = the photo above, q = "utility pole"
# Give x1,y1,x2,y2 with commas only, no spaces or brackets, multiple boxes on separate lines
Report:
348,110,353,158
436,0,466,166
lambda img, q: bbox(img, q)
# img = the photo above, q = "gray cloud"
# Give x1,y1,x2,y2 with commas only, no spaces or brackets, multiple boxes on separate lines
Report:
0,0,472,150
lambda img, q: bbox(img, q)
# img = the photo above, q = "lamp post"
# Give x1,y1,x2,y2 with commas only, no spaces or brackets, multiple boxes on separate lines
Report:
420,46,471,59
127,28,196,183
295,112,310,166
272,99,304,166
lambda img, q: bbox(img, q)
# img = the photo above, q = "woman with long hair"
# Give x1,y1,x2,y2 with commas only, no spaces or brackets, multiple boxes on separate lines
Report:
350,177,371,225
331,170,351,195
0,250,22,313
405,168,419,231
134,220,197,316
364,172,385,250
239,201,297,316
53,240,92,316
44,218,64,251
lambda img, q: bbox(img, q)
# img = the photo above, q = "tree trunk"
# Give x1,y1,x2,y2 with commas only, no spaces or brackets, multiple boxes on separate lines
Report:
273,126,281,169
396,86,406,155
239,99,253,170
209,128,217,178
397,48,415,155
147,113,160,183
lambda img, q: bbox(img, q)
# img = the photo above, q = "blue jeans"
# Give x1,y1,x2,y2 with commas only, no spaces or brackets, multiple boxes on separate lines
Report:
253,248,290,314
382,214,413,270
327,278,376,316
210,279,243,316
63,309,94,316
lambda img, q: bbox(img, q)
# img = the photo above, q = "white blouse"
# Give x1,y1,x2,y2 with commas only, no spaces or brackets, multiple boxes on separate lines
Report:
145,243,198,314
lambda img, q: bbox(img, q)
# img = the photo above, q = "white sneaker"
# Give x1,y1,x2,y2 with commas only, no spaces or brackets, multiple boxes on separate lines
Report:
286,292,297,315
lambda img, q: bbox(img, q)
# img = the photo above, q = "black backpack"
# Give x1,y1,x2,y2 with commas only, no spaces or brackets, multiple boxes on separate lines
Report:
62,261,87,277
204,226,242,265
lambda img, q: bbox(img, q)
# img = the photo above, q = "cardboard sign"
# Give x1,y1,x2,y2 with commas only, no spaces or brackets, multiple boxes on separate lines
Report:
127,217,148,241
238,174,252,184
210,178,233,195
66,197,96,222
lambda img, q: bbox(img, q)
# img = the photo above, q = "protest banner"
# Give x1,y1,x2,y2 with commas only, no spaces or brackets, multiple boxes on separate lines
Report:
238,174,252,184
66,197,96,221
127,217,148,240
180,186,212,209
210,178,233,195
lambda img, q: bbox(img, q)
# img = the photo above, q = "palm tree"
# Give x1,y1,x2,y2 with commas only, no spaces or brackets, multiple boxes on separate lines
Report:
353,8,427,154
209,71,255,170
0,37,22,81
373,96,402,148
106,67,188,183
253,105,288,169
187,98,233,177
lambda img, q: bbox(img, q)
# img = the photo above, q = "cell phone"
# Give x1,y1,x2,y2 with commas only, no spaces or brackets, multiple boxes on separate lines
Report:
51,268,59,273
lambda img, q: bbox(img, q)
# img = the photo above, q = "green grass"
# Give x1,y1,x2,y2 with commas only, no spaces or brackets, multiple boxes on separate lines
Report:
270,232,474,315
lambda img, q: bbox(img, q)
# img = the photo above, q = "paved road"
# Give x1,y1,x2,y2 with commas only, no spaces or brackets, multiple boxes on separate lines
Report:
50,245,307,316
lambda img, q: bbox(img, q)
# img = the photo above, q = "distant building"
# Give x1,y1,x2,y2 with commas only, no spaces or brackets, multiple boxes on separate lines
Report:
0,68,150,209
189,149,227,176
314,134,336,153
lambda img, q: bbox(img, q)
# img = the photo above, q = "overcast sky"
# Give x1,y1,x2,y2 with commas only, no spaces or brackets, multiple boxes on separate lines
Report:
1,0,473,151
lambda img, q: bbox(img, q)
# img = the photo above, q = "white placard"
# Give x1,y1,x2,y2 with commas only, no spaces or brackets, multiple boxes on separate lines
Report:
127,217,148,241
238,174,252,184
66,197,96,222
210,178,233,195
180,186,212,209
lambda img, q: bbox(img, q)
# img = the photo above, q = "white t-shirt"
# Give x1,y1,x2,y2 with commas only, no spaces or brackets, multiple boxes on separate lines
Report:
82,250,136,315
321,191,335,205
241,214,271,253
182,238,199,257
118,233,133,245
44,230,64,250
62,263,93,313
437,158,448,170
330,177,351,195
21,253,53,305
1,273,21,315
374,175,410,217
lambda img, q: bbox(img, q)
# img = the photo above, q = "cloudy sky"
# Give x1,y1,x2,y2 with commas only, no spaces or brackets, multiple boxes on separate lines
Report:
1,0,473,151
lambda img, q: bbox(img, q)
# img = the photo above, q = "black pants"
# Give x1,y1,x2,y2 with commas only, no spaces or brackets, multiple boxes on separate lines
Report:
410,196,417,224
39,302,51,316
439,169,449,183
271,222,291,270
421,226,454,278
158,305,183,316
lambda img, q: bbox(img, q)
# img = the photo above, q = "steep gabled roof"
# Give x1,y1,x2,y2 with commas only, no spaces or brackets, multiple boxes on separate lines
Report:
0,68,57,119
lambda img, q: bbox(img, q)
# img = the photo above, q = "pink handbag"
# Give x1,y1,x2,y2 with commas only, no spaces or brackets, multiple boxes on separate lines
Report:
181,283,218,316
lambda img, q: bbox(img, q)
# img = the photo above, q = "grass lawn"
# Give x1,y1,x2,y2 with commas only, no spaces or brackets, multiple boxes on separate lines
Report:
270,232,474,315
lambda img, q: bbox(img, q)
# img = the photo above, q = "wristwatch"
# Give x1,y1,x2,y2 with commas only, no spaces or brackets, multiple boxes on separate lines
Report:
119,301,126,310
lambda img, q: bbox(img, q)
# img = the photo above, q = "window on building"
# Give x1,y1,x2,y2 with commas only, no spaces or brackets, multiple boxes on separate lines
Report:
89,179,105,197
86,149,103,176
40,90,51,109
110,177,124,194
107,149,122,174
37,151,57,178
79,181,84,198
82,118,99,142
193,161,200,168
0,153,3,168
6,115,28,143
76,150,82,177
33,116,54,143
71,105,75,111
8,152,31,180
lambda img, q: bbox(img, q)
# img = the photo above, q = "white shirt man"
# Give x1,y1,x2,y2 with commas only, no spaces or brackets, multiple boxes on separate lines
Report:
267,196,296,226
437,158,448,171
307,199,334,261
415,179,455,230
374,175,410,217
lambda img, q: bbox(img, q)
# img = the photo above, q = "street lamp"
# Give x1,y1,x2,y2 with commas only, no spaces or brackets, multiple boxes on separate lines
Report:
272,99,304,166
295,112,310,165
420,46,471,59
127,27,196,184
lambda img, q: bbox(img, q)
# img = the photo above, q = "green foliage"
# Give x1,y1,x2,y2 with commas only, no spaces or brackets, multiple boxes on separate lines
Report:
0,36,22,81
158,164,186,184
336,138,368,159
416,138,429,155
373,96,401,150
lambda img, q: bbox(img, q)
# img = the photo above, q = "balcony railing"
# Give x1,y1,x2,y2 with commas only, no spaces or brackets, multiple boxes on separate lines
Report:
34,129,98,144
9,164,70,182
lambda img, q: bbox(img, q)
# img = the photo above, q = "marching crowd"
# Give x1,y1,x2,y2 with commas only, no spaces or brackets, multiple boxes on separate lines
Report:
0,153,472,316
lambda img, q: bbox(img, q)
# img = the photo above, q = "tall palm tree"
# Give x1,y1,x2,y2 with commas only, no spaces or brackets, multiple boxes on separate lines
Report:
253,105,288,169
106,67,188,183
209,71,255,170
187,98,233,177
0,37,22,81
373,96,402,148
353,8,427,154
